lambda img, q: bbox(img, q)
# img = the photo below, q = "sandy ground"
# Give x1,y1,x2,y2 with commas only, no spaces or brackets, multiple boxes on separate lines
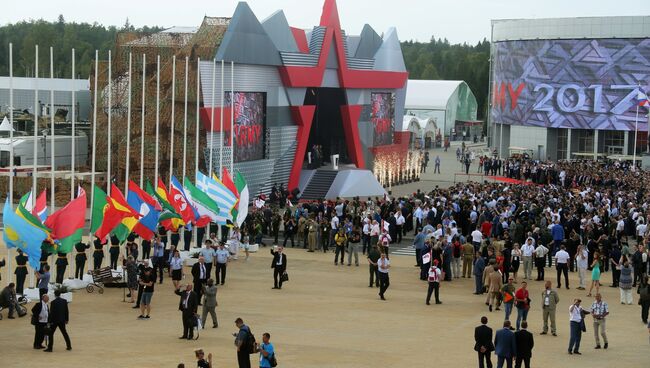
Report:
0,241,648,368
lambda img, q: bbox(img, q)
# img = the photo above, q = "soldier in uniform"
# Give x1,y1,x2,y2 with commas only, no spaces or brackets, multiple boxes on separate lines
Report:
307,217,317,252
74,242,90,279
55,252,68,284
271,210,281,245
93,237,105,270
14,249,29,295
109,235,120,270
462,240,475,278
297,215,306,248
39,242,51,273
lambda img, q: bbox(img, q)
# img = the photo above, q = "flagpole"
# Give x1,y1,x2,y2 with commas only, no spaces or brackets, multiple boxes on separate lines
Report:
9,43,14,205
124,52,132,195
219,60,224,177
154,55,160,186
169,55,176,185
32,44,39,197
208,59,216,177
230,61,234,173
140,54,146,188
634,102,639,169
50,47,55,209
89,50,99,234
182,56,188,181
194,57,200,249
107,50,112,195
8,42,13,282
70,48,76,200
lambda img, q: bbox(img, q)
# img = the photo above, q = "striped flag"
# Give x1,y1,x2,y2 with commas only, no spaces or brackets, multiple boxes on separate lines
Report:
184,177,220,224
195,171,237,225
638,90,650,108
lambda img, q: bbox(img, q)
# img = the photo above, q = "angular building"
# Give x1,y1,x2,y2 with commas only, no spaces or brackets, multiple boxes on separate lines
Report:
199,0,409,198
489,16,650,161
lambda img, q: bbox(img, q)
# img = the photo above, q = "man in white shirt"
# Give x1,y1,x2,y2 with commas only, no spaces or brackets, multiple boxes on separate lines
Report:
31,294,49,349
394,212,405,244
377,253,390,300
575,245,589,290
568,299,584,355
555,245,571,289
471,228,483,251
521,238,535,280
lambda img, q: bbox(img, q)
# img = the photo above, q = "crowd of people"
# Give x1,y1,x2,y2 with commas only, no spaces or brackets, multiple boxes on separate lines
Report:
2,154,650,366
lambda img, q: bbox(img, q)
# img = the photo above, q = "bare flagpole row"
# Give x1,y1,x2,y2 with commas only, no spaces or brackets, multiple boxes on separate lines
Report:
169,55,176,185
32,45,38,196
124,52,133,195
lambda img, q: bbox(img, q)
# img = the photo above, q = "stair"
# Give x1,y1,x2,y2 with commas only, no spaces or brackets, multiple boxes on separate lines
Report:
300,169,338,200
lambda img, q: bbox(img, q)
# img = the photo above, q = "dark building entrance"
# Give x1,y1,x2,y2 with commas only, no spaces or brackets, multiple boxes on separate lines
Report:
304,87,349,167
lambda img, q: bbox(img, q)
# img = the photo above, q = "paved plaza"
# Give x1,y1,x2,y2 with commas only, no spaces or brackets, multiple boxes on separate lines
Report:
1,239,647,367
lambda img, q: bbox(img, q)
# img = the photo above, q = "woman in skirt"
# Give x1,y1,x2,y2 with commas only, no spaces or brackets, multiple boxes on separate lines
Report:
169,248,183,289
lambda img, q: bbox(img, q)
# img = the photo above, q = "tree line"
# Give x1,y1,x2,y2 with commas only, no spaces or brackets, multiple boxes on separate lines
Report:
0,18,491,119
0,16,160,79
402,37,490,120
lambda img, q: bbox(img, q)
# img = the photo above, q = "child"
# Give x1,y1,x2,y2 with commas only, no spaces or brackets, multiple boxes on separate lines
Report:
241,231,251,261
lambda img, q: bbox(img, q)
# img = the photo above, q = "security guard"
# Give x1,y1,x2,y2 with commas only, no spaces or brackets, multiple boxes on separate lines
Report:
93,237,105,270
109,235,120,270
74,241,90,279
39,242,51,273
14,249,29,295
55,252,68,284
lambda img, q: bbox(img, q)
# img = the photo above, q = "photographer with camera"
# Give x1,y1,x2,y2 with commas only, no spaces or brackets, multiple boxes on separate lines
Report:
568,298,589,355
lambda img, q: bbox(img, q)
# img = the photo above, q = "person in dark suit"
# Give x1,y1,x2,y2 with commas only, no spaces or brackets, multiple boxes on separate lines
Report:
55,252,68,284
270,246,287,289
175,284,198,340
74,241,90,279
514,321,534,368
191,256,208,303
45,290,71,352
14,249,29,295
474,316,495,368
92,237,105,270
31,294,49,349
494,320,516,368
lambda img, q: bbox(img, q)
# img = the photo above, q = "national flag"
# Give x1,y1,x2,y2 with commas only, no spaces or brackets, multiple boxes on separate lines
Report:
16,192,51,236
184,176,220,225
23,190,48,222
151,179,184,231
170,176,198,225
110,184,141,243
196,171,237,225
127,180,161,240
3,198,48,269
91,185,137,241
221,167,239,198
44,187,86,253
234,171,249,227
638,90,650,108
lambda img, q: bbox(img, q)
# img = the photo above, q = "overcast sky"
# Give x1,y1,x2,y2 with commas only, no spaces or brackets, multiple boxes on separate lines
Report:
2,0,646,44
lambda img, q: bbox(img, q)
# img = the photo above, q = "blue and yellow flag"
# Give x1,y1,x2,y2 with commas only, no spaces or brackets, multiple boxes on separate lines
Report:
3,198,48,269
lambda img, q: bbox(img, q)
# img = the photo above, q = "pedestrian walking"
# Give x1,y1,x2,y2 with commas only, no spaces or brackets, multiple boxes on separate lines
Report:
540,281,560,336
377,252,390,300
590,293,609,349
426,260,442,305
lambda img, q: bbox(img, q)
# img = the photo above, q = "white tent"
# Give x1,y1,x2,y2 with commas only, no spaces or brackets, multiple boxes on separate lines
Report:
0,116,14,132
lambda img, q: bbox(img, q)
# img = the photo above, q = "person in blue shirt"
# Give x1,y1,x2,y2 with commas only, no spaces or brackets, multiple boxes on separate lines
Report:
257,332,275,368
199,240,216,278
413,230,427,268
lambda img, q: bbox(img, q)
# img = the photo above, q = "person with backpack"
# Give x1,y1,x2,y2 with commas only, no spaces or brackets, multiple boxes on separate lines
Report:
426,260,442,305
257,332,277,368
234,317,255,368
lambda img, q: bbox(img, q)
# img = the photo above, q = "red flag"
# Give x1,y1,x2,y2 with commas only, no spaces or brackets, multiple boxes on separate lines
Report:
44,188,86,241
221,167,239,198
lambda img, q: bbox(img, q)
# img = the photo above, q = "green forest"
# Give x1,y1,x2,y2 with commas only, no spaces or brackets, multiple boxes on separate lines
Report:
0,18,491,119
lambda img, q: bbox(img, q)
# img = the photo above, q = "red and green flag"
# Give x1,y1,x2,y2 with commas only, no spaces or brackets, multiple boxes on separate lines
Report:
44,187,86,253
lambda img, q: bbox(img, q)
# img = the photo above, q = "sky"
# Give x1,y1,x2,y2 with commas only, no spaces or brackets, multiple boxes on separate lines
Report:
2,0,647,44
